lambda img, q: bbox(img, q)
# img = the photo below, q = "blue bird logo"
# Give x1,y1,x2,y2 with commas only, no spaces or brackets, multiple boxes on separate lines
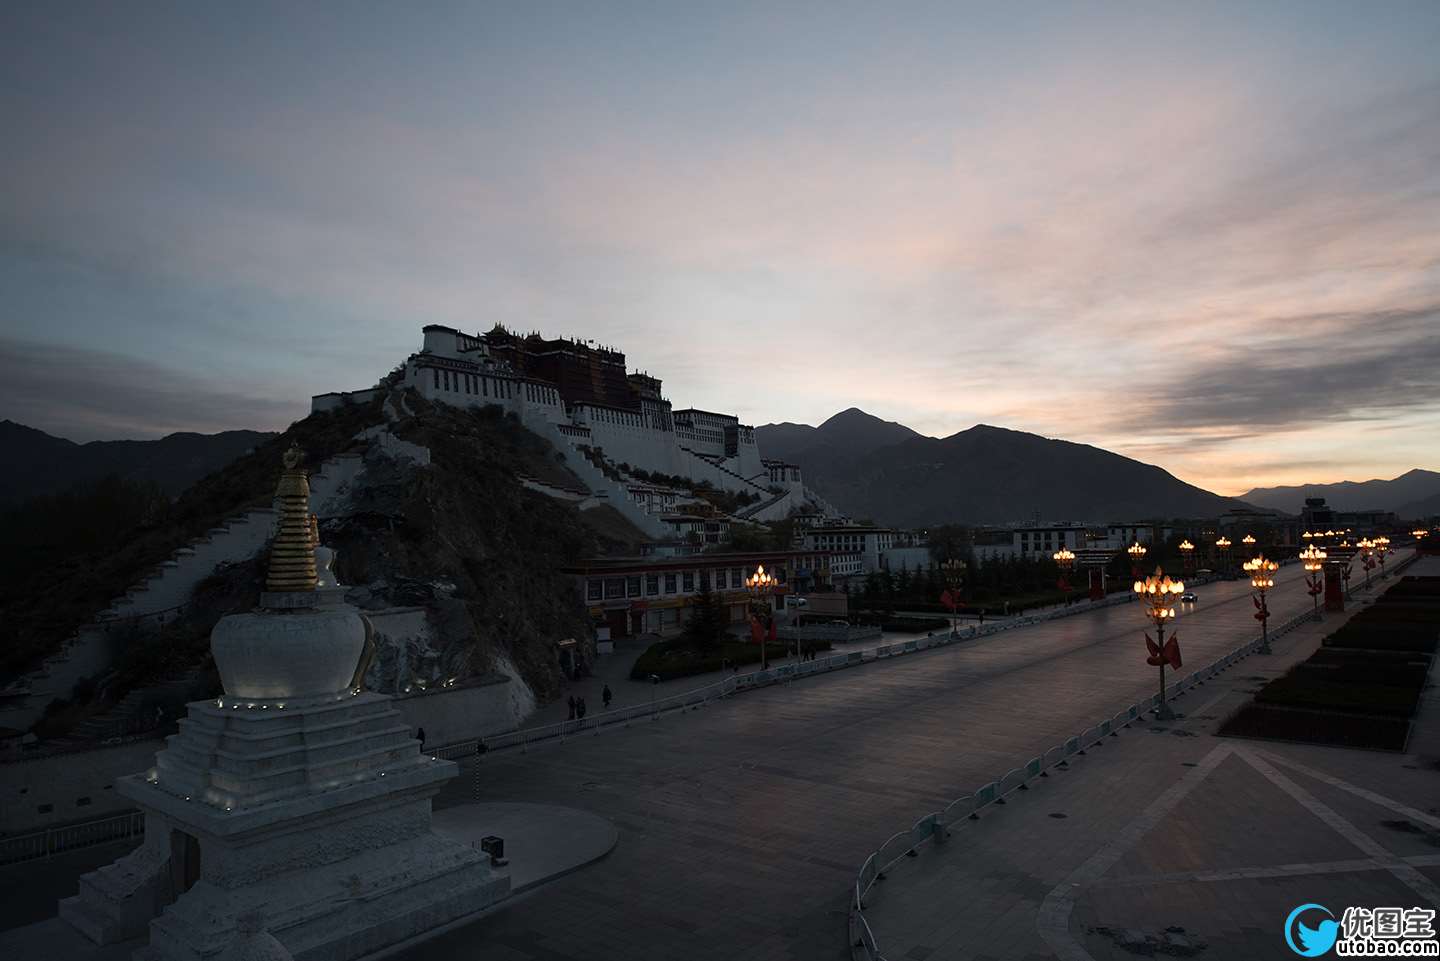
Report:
1285,904,1338,957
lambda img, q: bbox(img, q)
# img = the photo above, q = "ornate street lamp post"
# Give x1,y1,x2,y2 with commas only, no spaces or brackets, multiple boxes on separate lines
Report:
1216,536,1232,578
1376,536,1391,579
940,558,967,637
746,563,775,670
1244,555,1280,654
1357,538,1376,590
1178,539,1195,577
1300,544,1327,621
1134,566,1185,720
1053,547,1076,591
1241,533,1257,559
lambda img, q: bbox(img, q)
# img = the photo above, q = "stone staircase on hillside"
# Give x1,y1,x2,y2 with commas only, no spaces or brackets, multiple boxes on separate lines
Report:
683,449,773,495
56,668,205,745
0,449,369,731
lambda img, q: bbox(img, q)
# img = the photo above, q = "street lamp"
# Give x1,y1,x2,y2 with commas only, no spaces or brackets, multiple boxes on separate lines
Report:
1376,536,1391,579
1300,545,1326,621
1053,547,1076,590
1127,541,1147,577
1216,536,1232,578
1242,533,1257,559
1244,555,1280,654
1134,566,1185,720
1357,538,1376,590
940,558,967,636
1178,539,1195,576
746,564,775,670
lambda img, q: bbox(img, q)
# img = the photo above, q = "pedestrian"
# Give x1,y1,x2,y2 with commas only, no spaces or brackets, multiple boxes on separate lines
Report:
416,727,426,753
577,697,587,722
567,695,576,720
978,609,985,626
602,684,612,710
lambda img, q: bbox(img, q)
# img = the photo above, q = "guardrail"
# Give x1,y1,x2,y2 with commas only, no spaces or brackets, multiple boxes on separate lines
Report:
425,571,1311,762
847,603,1323,961
0,810,145,867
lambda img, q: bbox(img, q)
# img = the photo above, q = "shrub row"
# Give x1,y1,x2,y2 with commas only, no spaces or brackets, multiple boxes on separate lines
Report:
629,637,832,682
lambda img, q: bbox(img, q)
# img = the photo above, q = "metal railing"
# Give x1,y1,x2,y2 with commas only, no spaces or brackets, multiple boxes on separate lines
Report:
848,604,1323,961
0,810,145,867
426,584,1198,761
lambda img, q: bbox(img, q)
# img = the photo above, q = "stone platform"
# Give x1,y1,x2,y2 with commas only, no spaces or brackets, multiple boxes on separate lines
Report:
5,802,614,961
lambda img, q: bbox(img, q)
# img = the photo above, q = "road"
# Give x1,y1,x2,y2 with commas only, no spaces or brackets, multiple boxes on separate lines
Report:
405,563,1323,961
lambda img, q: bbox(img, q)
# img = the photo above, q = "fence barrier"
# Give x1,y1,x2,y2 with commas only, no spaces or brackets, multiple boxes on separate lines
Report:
0,810,145,867
846,587,1356,961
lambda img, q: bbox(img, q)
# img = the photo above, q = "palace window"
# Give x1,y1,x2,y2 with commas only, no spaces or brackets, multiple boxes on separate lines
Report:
646,574,659,596
682,572,695,592
587,579,602,601
627,577,641,598
665,573,677,594
604,578,625,599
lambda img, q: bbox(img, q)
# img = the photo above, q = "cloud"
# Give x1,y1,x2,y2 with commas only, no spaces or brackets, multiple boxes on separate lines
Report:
0,338,302,442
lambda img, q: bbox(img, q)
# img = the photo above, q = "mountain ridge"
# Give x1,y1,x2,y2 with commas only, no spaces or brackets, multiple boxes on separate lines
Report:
1241,468,1440,515
756,409,1255,526
0,419,276,504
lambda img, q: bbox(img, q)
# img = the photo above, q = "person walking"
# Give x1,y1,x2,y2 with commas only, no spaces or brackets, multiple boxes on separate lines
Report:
568,695,577,720
416,727,426,753
602,684,613,710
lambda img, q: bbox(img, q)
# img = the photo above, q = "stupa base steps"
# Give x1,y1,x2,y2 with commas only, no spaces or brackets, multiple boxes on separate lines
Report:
135,834,506,961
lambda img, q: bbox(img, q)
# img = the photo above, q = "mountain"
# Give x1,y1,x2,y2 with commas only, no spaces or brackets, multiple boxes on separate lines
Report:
1396,492,1440,520
758,411,1248,526
755,408,921,495
1240,469,1440,515
0,419,276,504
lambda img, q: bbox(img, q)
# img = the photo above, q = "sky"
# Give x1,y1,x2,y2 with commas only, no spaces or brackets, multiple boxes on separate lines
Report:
2,2,1438,496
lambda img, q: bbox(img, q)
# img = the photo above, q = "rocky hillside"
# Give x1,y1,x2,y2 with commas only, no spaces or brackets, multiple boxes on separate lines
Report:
6,389,637,727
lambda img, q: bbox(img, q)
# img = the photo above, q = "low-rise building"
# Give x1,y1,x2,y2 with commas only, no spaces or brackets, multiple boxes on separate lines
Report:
570,550,837,638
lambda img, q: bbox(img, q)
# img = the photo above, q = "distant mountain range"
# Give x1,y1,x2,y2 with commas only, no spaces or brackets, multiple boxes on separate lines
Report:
756,408,1252,527
0,420,275,504
1240,469,1440,518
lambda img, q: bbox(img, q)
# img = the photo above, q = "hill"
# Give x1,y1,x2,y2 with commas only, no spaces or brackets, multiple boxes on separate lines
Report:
0,419,275,504
1240,469,1440,515
759,410,1247,526
2,391,638,735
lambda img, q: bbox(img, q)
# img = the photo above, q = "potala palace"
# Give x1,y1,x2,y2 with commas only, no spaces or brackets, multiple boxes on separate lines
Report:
313,324,840,541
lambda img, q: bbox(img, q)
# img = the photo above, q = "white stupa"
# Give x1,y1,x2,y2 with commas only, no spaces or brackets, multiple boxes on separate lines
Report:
61,445,509,961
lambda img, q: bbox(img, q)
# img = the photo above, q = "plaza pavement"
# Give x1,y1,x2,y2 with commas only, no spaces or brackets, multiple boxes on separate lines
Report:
402,559,1363,961
863,557,1440,961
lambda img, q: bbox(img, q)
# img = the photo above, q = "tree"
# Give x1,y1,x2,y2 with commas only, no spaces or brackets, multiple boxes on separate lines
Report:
928,525,970,564
681,583,729,653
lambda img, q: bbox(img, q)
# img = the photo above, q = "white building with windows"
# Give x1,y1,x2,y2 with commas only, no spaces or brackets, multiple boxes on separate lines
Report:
803,526,897,573
313,325,838,538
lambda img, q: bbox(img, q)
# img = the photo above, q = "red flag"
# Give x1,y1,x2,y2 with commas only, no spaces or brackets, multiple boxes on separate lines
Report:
767,618,777,642
749,616,763,644
1163,635,1182,669
1253,595,1262,610
940,589,957,612
1145,633,1163,665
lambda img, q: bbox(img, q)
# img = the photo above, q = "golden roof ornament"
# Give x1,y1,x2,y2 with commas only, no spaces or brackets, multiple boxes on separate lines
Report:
265,443,318,593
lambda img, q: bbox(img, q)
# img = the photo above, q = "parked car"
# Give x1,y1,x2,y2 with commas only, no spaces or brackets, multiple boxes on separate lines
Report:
1180,591,1198,603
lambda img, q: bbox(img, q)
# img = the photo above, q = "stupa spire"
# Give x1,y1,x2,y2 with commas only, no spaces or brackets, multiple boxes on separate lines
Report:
266,443,317,592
